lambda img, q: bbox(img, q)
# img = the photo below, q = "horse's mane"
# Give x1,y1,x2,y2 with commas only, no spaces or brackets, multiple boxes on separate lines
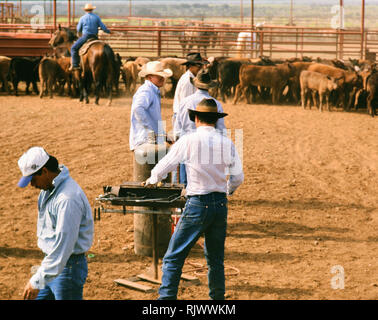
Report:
63,27,77,42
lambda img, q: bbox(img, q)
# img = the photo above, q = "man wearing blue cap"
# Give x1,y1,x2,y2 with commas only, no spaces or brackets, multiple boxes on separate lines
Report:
17,146,94,300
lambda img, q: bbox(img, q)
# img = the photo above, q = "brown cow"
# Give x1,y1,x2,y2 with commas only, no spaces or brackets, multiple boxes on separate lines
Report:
353,65,376,110
307,63,360,110
55,56,74,96
39,57,70,98
287,61,314,103
233,62,294,105
300,70,338,112
134,56,150,73
121,60,138,96
0,56,11,92
158,57,187,97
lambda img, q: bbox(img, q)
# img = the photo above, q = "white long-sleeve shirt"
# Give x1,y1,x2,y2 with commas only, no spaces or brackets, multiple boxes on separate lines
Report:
149,126,244,196
172,70,196,114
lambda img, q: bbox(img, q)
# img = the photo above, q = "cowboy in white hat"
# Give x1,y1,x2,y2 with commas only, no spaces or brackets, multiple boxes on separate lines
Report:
70,3,111,70
129,61,173,151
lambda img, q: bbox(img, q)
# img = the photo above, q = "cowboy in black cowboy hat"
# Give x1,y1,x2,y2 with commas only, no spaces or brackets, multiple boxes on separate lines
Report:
143,97,243,301
173,52,209,122
173,68,226,186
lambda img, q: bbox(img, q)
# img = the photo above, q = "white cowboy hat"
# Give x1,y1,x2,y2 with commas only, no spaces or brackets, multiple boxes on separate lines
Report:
138,61,173,78
83,3,96,11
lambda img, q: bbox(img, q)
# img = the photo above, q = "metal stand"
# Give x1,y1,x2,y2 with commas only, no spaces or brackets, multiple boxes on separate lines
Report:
95,192,199,293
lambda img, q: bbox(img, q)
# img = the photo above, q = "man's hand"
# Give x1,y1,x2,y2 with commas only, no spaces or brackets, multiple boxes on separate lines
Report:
23,281,39,300
141,178,163,188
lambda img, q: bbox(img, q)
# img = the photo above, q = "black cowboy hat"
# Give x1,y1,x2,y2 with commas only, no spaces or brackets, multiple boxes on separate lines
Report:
181,52,209,66
188,98,228,122
191,69,218,90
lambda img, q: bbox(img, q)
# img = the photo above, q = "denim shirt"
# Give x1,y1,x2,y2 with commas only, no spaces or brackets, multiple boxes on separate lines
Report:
173,89,226,138
129,80,163,150
77,12,110,36
30,165,94,290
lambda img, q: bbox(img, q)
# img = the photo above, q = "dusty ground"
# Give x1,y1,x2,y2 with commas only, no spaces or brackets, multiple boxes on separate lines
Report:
0,90,377,300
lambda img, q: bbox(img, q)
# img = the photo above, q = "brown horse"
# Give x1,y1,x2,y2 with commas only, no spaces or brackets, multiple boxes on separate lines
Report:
49,26,118,106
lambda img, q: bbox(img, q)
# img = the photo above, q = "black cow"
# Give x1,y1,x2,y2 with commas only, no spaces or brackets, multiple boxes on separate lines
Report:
216,59,251,102
8,57,41,96
366,69,378,117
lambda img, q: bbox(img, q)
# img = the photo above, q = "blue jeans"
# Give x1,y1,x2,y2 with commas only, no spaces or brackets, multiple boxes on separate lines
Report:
36,254,88,300
179,163,187,186
158,192,228,300
71,34,97,67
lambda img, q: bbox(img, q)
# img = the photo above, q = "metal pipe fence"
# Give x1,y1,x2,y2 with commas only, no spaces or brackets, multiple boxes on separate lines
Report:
0,23,377,61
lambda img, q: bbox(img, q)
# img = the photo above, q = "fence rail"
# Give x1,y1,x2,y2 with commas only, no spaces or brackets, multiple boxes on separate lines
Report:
0,23,377,61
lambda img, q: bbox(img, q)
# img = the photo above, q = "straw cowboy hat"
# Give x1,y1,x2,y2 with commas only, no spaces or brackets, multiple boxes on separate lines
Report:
83,3,96,11
138,61,173,78
181,52,209,66
192,69,217,90
188,98,228,122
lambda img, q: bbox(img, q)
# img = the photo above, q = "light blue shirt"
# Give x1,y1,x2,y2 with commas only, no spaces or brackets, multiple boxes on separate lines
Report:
77,12,110,36
174,89,226,138
30,165,94,290
129,80,163,151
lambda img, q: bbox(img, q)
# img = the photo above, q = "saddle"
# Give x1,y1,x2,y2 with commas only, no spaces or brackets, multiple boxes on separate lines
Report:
79,38,103,56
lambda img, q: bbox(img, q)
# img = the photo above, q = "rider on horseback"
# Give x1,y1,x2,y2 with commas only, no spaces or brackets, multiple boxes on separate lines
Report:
70,3,111,70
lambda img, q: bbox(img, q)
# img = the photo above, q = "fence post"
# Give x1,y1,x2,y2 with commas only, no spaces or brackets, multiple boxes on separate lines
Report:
157,30,162,57
269,27,273,57
301,28,304,59
339,30,344,60
259,29,263,57
335,29,339,59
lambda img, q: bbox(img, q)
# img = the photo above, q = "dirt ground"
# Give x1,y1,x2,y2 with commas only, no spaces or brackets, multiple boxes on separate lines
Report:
0,90,377,300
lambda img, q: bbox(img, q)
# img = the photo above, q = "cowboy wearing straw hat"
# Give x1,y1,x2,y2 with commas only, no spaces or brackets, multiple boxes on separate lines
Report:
173,68,226,185
144,98,244,300
129,61,173,151
70,3,111,70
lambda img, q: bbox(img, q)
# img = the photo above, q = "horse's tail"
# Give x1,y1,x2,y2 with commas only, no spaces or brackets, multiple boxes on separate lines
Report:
103,43,117,84
104,44,116,72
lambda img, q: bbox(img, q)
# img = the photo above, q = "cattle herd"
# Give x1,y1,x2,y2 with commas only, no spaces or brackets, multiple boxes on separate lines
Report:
0,53,377,117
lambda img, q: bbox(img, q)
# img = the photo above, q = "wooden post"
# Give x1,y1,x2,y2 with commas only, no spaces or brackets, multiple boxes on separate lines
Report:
240,0,244,24
53,0,56,30
157,30,162,57
250,0,254,58
152,213,159,280
68,0,71,27
72,0,75,25
269,27,273,57
361,0,365,59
